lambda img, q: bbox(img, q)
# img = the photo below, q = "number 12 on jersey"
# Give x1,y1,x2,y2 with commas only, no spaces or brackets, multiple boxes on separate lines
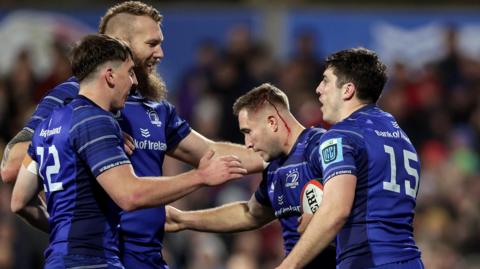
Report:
382,145,419,198
36,145,63,193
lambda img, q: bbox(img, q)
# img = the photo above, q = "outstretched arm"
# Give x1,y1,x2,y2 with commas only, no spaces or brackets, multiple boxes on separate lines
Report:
1,129,32,183
276,174,356,269
97,150,247,212
169,129,266,173
11,155,49,233
165,194,276,233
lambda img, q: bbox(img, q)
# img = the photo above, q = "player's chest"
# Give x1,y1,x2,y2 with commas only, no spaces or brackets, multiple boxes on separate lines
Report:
118,106,168,152
267,162,317,217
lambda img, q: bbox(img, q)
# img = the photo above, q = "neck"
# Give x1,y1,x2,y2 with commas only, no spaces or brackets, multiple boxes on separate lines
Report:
78,81,111,112
338,100,370,123
282,115,306,155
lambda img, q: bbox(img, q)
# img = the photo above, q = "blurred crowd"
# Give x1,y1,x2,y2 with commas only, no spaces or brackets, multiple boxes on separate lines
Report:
0,22,479,269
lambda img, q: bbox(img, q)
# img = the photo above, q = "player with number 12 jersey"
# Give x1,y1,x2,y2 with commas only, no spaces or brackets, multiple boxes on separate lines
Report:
314,104,422,268
28,95,130,265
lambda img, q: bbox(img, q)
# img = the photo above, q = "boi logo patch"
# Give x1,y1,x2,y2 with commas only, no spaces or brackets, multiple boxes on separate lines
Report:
320,138,343,168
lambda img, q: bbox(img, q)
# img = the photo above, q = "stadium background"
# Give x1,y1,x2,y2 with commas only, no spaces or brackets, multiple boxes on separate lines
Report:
0,0,479,268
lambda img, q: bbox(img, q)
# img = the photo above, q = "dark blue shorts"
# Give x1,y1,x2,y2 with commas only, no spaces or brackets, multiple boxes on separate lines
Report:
369,258,424,269
44,254,124,269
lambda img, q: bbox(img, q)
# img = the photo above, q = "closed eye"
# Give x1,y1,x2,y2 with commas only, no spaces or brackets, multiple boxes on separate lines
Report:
240,128,250,134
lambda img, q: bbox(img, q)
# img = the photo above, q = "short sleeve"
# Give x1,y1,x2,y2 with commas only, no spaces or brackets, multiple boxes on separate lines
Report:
318,130,357,184
254,170,272,207
306,130,325,178
24,78,79,133
70,113,130,177
164,101,191,149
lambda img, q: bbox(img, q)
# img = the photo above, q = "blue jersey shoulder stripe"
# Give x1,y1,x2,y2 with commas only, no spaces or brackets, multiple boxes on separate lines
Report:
77,135,119,153
328,128,364,139
70,115,113,133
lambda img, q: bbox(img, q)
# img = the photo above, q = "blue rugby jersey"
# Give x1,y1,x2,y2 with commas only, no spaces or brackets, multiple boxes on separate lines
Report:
28,95,131,261
255,128,335,269
23,78,191,268
116,93,191,269
24,77,79,133
313,105,422,269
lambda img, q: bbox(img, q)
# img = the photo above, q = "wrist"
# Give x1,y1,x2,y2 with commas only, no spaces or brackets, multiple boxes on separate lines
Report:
191,169,207,186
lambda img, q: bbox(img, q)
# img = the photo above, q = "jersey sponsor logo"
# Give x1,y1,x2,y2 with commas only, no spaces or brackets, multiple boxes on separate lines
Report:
140,128,151,138
285,169,299,189
99,160,131,173
133,138,167,151
374,129,411,143
147,108,162,127
320,138,343,168
39,126,62,137
274,205,301,217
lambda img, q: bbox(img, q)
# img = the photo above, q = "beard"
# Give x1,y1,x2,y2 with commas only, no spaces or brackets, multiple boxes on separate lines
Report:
133,61,167,101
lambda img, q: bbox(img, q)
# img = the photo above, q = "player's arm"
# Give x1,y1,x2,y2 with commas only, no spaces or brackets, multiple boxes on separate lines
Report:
97,150,247,212
276,174,356,269
1,129,32,183
165,194,276,233
10,155,49,233
169,129,266,173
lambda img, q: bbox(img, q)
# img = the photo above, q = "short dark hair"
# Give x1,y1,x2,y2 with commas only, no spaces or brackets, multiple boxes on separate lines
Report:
99,1,162,34
325,47,387,103
233,83,289,116
71,34,133,82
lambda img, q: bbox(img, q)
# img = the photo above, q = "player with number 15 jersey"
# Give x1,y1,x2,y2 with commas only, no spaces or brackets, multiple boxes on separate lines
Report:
314,104,422,268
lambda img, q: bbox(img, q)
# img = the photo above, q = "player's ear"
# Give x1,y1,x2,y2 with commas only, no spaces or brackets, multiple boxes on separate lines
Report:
343,82,356,100
267,115,278,132
104,64,115,88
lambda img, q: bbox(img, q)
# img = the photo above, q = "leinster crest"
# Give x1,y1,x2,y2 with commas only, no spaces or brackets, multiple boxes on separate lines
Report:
285,169,299,189
147,108,162,127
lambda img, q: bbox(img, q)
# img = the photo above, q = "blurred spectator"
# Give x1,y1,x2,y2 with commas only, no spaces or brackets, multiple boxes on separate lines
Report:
0,79,12,140
436,25,465,92
34,40,72,103
176,40,219,122
5,49,37,137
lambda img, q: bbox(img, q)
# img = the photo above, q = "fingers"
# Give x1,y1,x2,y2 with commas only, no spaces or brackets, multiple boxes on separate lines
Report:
124,132,134,143
206,149,215,159
228,167,247,175
123,132,135,155
165,206,182,232
165,205,173,217
225,160,242,168
218,155,242,163
124,144,133,155
198,150,216,171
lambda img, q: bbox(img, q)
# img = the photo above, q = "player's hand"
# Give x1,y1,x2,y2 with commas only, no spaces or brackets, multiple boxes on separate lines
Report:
123,132,135,155
297,213,313,234
197,150,247,186
165,205,185,232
